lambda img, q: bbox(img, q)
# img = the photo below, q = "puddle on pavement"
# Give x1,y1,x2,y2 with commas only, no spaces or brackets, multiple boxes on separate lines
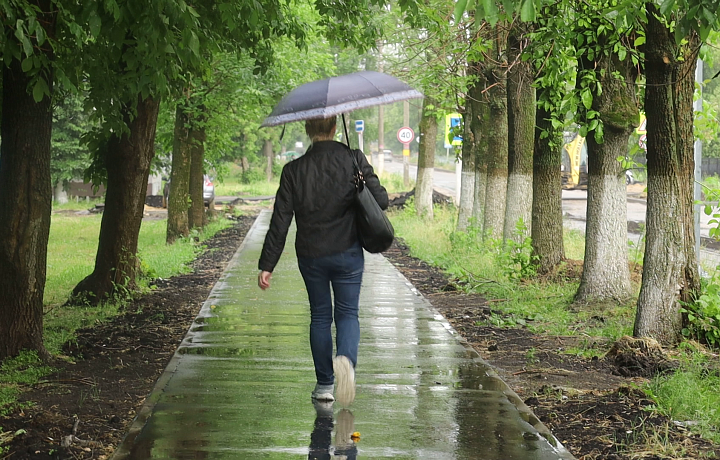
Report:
113,211,572,460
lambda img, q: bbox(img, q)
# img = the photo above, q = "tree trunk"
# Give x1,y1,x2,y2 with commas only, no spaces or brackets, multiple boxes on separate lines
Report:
189,118,207,229
575,49,637,303
456,76,477,231
72,96,160,303
673,36,701,305
483,57,508,240
469,74,487,227
0,53,54,360
635,6,700,344
167,104,191,243
504,26,535,241
416,98,437,219
265,139,273,182
531,103,565,274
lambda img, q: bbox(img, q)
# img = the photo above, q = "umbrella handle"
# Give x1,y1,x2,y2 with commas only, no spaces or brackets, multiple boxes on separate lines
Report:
342,113,351,149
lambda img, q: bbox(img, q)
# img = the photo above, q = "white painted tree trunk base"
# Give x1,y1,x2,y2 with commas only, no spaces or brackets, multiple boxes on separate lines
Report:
504,173,532,241
576,174,632,302
415,167,434,219
484,175,507,239
457,171,475,231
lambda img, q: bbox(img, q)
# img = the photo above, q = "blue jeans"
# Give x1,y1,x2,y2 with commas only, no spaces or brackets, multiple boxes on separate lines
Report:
298,242,364,386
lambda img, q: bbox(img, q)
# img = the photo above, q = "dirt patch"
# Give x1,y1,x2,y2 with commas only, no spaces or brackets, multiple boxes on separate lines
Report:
0,213,255,460
2,216,718,459
383,239,718,459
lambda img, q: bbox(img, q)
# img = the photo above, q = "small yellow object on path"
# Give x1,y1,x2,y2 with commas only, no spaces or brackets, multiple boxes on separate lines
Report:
350,432,361,442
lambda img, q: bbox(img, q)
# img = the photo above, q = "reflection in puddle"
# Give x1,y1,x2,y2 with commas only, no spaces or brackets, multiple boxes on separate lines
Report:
309,404,357,460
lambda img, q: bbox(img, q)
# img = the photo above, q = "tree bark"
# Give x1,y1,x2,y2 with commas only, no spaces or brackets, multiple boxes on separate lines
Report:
72,96,160,303
635,6,700,344
167,104,191,243
469,72,487,227
575,47,637,303
575,58,636,302
416,98,437,219
189,116,207,229
531,102,565,274
483,43,508,240
264,139,273,182
457,71,477,232
0,54,54,360
504,25,535,241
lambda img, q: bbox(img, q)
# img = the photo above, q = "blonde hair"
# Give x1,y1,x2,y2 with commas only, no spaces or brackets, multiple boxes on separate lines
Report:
305,117,337,141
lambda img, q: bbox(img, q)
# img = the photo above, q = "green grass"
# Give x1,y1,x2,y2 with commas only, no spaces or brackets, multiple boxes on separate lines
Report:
43,215,233,354
389,201,720,449
644,349,720,445
0,351,52,416
0,213,234,421
388,202,633,339
379,171,414,194
213,162,280,197
213,161,414,198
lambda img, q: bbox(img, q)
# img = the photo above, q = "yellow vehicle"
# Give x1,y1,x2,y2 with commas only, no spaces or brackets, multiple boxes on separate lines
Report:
561,133,588,189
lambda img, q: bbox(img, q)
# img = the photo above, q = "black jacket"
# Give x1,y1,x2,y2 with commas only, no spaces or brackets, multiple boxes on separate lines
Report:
258,141,388,272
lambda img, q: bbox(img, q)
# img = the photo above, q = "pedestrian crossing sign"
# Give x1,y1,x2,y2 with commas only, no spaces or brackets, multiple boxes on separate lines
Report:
445,113,463,148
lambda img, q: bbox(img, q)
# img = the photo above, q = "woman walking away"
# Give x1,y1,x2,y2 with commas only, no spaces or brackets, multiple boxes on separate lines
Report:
257,116,388,407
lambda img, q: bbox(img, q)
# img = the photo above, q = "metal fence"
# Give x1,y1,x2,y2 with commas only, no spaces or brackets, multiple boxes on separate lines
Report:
628,154,720,179
703,158,720,178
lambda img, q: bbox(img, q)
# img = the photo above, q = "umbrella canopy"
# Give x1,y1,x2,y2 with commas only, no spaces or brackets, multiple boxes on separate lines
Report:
261,71,424,127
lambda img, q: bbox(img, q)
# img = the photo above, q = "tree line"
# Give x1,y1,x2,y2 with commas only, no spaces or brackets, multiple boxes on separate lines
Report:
2,0,718,362
397,0,719,346
0,0,409,361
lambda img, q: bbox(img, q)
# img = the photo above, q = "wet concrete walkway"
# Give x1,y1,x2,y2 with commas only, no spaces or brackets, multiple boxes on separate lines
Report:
113,211,575,460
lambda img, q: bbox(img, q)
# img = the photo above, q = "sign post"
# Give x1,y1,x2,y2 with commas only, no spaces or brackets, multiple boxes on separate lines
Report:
398,126,414,188
397,127,415,153
355,120,364,154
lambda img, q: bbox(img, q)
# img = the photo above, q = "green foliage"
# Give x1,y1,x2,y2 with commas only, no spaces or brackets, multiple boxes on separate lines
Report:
702,180,720,241
682,276,720,347
496,219,538,280
51,92,94,187
241,167,268,185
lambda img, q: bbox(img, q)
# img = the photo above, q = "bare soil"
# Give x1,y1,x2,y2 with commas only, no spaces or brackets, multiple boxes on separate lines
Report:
1,211,718,459
382,239,718,459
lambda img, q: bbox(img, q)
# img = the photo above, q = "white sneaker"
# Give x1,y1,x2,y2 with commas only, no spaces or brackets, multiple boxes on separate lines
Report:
333,355,355,406
311,383,334,402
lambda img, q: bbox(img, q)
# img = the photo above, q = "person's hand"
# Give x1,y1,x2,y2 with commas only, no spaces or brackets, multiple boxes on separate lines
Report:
258,271,272,290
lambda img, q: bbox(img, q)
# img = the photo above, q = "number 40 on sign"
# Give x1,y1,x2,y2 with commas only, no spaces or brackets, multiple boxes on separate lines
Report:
397,127,414,144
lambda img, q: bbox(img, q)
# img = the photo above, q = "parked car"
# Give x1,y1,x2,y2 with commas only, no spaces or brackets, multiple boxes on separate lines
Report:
163,174,215,208
383,149,393,161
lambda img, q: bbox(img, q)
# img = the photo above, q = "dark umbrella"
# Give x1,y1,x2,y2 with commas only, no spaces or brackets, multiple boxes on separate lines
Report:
261,71,423,127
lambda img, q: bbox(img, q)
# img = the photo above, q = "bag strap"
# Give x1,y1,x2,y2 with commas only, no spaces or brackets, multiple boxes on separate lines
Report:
346,146,365,183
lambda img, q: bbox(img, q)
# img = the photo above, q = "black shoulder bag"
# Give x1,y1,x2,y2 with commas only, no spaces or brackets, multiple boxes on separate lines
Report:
348,149,395,253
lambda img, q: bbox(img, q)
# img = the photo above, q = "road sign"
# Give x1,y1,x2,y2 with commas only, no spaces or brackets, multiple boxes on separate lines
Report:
397,127,414,144
639,134,647,151
444,113,463,148
355,120,364,133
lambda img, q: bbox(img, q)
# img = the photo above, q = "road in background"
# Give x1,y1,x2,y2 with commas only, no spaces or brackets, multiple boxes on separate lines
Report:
381,157,719,268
